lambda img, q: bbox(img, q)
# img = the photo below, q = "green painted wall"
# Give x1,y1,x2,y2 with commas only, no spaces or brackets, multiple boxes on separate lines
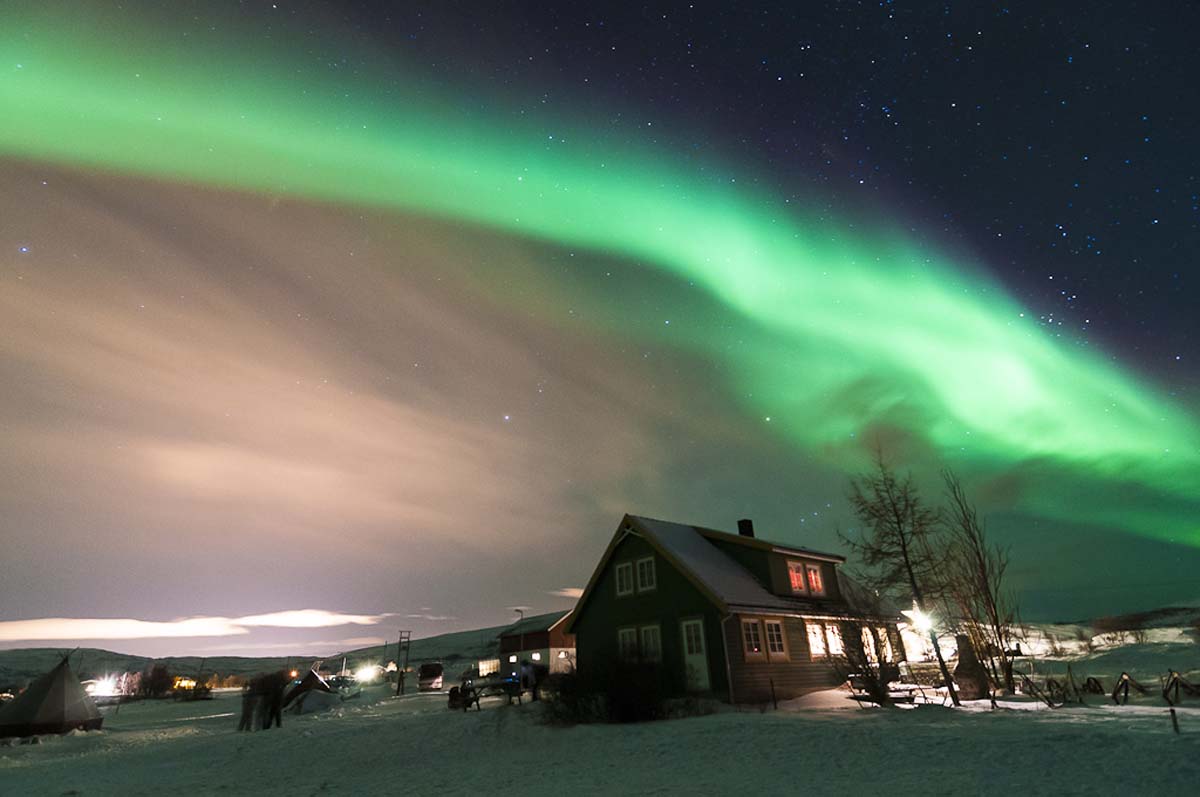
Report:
572,532,729,698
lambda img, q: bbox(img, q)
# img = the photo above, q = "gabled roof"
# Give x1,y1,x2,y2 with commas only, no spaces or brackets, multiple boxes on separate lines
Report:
566,514,892,634
497,610,572,639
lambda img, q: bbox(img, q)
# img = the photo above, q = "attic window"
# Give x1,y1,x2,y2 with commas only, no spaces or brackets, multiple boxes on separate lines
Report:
787,561,807,593
806,564,825,596
615,562,634,596
636,556,657,592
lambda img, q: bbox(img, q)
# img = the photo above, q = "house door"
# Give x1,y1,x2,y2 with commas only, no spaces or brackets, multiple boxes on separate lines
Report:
681,619,710,692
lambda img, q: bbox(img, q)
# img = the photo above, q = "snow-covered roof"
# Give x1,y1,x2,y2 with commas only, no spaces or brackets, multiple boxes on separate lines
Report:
497,611,571,638
628,515,882,618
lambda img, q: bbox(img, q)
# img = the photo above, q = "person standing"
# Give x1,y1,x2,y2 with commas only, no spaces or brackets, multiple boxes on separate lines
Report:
262,671,285,729
237,680,258,731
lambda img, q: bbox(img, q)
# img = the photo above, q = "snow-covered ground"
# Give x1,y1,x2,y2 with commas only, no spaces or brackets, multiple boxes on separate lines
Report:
2,679,1198,796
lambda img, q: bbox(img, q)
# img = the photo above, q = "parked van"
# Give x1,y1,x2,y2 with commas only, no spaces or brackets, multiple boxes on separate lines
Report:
417,662,444,691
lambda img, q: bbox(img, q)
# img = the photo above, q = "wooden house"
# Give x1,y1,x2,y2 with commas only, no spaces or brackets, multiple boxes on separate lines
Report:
565,514,903,704
495,611,576,680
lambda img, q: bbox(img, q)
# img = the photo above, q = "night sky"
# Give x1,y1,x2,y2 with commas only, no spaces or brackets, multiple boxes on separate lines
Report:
1,1,1196,657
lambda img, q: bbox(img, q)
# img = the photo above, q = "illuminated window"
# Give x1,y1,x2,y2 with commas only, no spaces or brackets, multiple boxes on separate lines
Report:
508,655,517,663
478,659,500,677
806,564,825,596
806,621,827,658
531,652,542,662
618,627,638,661
615,562,634,596
765,620,788,659
787,561,807,593
636,557,657,592
640,625,662,663
825,623,844,655
876,627,894,661
742,620,764,658
861,627,879,663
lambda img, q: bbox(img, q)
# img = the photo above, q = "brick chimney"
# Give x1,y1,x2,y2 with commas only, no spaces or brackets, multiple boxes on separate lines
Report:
737,518,755,538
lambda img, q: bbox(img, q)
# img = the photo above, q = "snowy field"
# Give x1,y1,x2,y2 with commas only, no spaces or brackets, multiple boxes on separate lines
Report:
2,682,1198,796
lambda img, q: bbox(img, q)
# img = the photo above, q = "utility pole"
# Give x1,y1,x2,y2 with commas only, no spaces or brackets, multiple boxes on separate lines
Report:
514,609,525,690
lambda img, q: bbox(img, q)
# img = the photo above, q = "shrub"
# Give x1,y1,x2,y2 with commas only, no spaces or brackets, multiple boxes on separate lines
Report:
540,661,668,724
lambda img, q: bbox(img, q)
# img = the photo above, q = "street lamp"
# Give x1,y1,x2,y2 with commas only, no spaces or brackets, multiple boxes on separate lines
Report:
514,608,525,679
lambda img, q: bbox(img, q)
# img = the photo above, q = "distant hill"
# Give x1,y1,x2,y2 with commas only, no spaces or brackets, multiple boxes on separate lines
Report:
1056,605,1200,630
0,622,511,687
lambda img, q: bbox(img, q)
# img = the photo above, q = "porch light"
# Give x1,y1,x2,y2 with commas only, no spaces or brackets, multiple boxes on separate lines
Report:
902,606,934,634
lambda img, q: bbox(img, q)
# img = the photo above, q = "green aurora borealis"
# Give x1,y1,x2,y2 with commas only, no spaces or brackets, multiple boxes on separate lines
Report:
2,3,1197,566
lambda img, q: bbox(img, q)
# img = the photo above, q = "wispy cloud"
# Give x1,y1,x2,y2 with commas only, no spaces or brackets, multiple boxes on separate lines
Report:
0,610,387,642
195,636,388,654
404,613,456,622
235,610,388,628
547,588,584,599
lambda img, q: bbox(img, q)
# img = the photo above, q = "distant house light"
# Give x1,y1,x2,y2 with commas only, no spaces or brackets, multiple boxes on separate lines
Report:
508,655,518,663
531,652,542,661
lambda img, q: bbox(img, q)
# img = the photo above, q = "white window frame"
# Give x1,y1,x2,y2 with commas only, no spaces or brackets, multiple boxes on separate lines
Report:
825,623,844,655
635,556,657,592
806,621,827,659
742,619,765,661
786,560,808,594
861,626,879,663
805,564,826,596
764,619,789,661
615,562,634,597
876,627,894,662
617,627,638,661
639,624,662,663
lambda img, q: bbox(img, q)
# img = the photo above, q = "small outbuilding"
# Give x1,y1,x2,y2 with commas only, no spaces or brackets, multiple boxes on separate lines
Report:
566,514,903,704
0,656,103,738
494,611,575,680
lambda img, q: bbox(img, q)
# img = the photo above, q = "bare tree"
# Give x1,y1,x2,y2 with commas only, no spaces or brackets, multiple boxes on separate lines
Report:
842,454,960,706
940,470,1019,693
